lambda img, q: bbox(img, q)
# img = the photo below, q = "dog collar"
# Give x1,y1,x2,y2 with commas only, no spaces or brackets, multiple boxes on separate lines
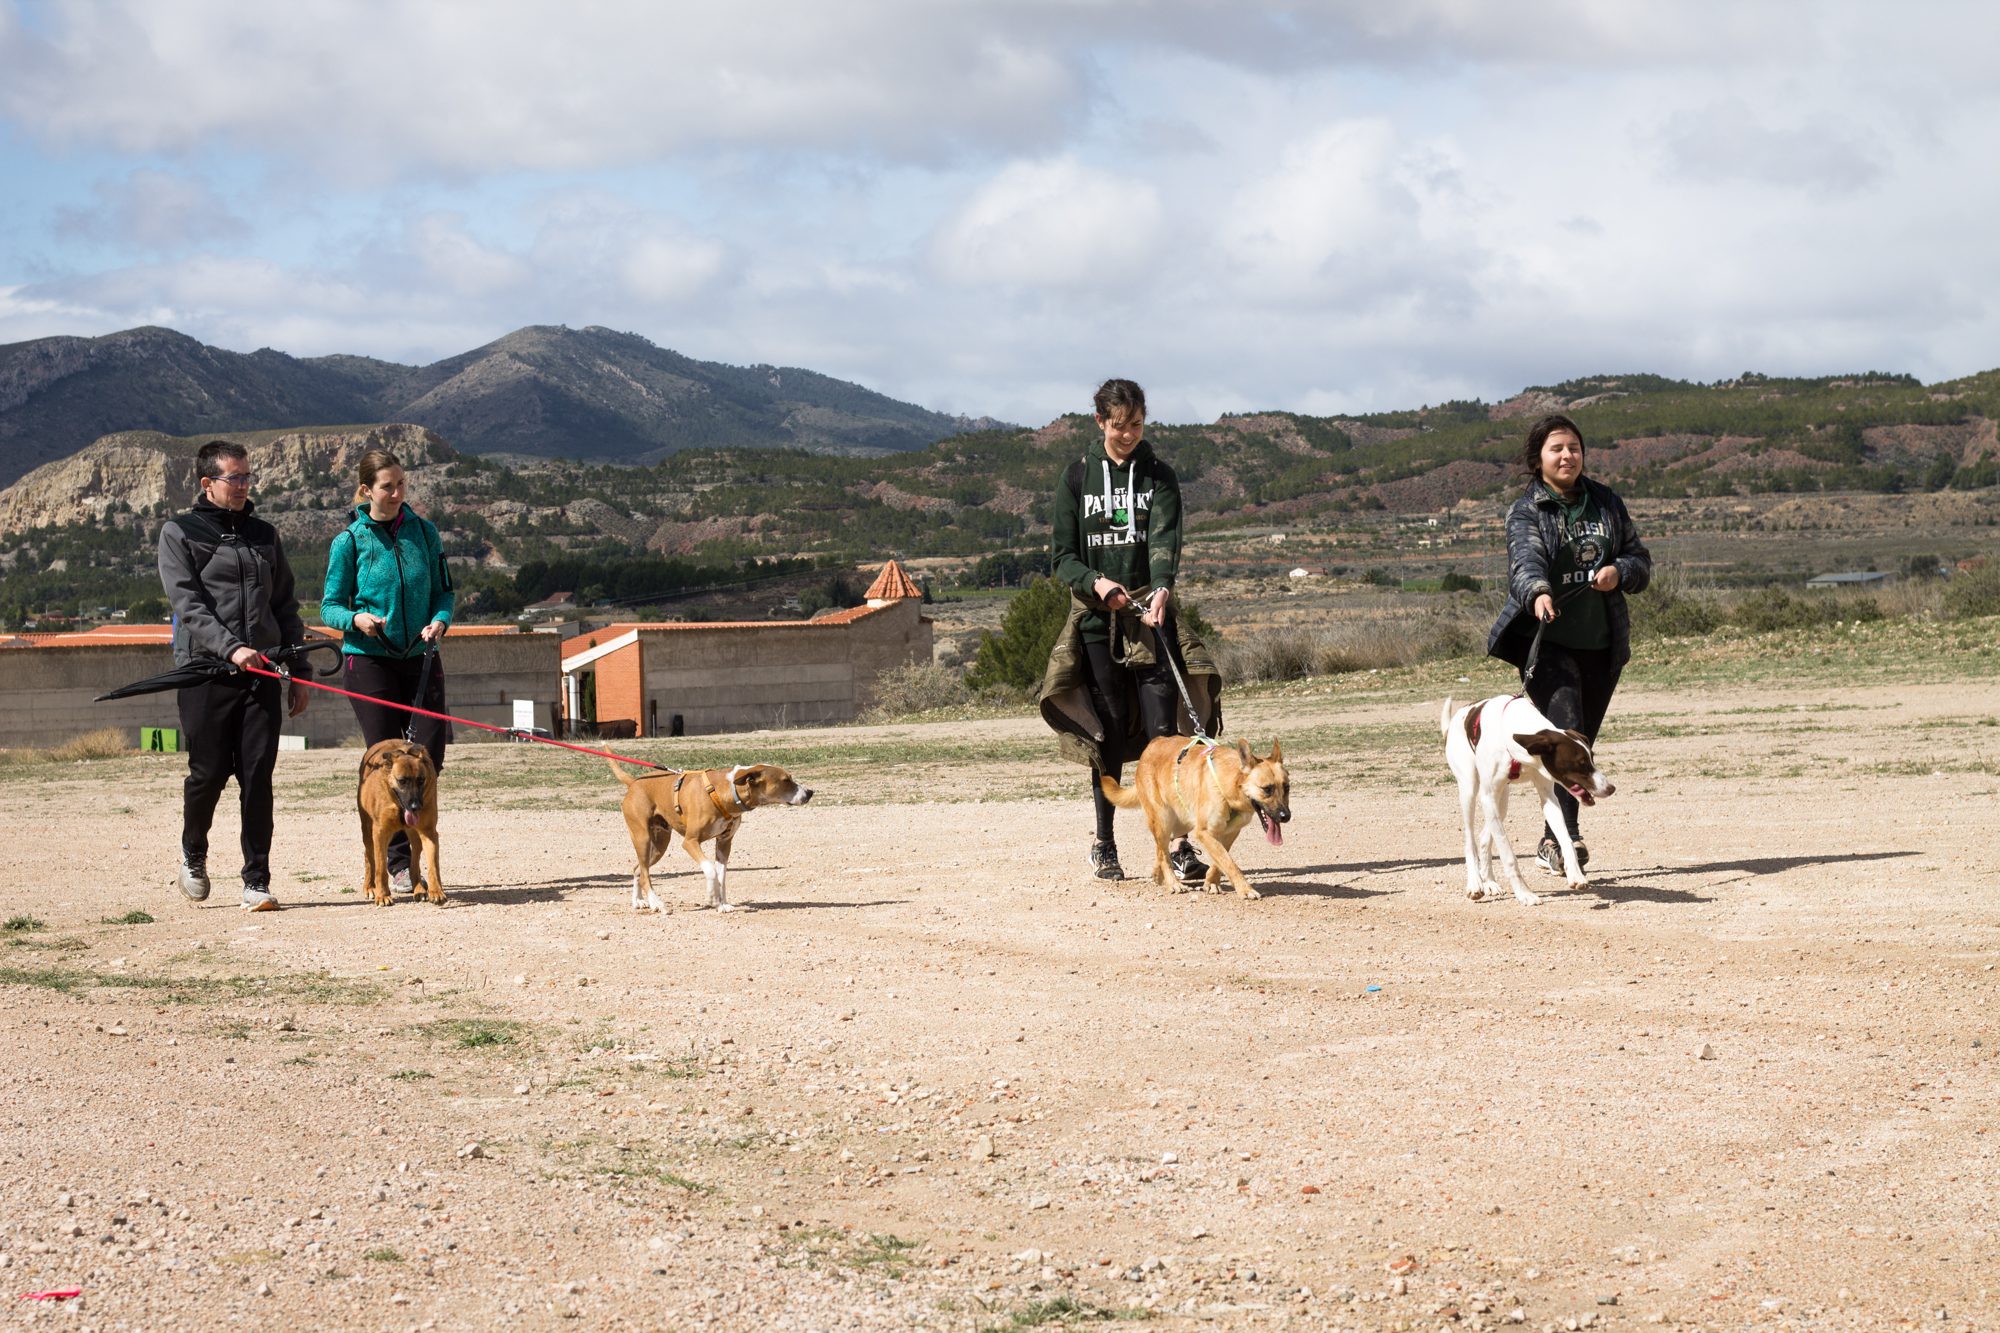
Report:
704,771,745,816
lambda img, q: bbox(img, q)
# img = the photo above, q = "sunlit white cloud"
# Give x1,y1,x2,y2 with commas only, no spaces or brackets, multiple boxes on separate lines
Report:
930,157,1164,289
1,0,1997,425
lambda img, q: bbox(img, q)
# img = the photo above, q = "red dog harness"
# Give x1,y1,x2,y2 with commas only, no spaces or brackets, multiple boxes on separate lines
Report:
1465,696,1524,781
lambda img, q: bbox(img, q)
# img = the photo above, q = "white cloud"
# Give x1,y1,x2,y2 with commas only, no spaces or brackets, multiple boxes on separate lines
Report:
931,157,1163,288
1657,99,1885,194
405,213,531,299
52,168,248,253
3,1,2000,426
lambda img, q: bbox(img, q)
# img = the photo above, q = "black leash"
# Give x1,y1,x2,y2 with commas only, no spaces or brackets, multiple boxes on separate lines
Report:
1522,583,1590,683
404,642,438,743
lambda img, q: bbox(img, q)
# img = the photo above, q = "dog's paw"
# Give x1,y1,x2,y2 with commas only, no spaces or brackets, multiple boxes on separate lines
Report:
645,895,667,914
1236,886,1262,900
1513,888,1543,906
1566,875,1589,892
715,902,739,913
1465,882,1489,901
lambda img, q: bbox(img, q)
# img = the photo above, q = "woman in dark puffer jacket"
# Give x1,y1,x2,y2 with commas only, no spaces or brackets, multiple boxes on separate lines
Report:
1486,413,1651,876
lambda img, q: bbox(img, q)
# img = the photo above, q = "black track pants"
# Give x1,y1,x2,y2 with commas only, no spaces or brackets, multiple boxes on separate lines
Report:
342,653,450,875
178,673,283,886
1521,642,1620,842
1082,627,1181,845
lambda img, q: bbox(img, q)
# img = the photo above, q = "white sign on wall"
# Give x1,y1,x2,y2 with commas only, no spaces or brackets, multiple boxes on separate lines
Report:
513,699,536,731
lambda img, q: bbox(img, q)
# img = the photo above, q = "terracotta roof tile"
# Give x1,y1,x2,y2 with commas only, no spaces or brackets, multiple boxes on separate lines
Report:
863,559,922,601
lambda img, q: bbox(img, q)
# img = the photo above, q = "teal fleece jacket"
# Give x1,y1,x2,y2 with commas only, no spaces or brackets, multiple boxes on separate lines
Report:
320,504,455,658
1050,438,1183,643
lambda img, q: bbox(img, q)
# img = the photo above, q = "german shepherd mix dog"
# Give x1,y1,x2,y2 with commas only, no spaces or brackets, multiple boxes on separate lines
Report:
608,761,813,912
357,739,443,906
1100,736,1290,898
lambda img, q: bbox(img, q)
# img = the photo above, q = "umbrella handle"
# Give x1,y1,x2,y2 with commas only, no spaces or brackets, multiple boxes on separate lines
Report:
267,639,343,678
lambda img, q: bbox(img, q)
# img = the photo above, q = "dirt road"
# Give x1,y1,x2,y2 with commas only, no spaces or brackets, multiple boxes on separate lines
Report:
3,672,1995,1330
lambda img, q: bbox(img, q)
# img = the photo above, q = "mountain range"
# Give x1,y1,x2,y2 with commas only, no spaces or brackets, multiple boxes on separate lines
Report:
0,324,1001,488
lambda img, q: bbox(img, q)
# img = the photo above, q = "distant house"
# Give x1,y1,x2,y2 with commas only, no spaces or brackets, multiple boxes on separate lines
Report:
519,590,578,621
1805,571,1889,590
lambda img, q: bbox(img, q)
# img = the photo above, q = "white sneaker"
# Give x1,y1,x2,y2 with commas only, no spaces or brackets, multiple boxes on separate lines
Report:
241,885,279,912
177,855,211,902
391,867,425,895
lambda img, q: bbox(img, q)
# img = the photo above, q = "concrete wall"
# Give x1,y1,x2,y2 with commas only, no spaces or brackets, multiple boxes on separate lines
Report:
0,633,560,750
581,599,931,737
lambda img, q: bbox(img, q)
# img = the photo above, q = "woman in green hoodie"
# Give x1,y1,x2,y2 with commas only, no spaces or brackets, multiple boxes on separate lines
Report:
1049,379,1208,885
321,448,455,892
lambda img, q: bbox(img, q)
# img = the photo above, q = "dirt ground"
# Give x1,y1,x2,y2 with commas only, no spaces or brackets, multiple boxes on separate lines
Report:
3,669,1997,1332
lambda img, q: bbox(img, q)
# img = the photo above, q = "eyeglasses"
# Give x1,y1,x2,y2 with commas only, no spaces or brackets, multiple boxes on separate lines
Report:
207,472,255,487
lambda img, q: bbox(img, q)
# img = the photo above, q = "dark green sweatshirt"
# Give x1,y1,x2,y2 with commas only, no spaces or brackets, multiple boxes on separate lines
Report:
1050,439,1184,643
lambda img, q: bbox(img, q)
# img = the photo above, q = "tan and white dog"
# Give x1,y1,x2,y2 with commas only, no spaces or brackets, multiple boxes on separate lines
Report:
608,761,812,912
1441,695,1615,904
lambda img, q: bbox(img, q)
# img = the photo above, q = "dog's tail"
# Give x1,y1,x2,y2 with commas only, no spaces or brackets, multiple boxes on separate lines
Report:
607,758,637,786
1098,770,1140,809
1440,695,1455,738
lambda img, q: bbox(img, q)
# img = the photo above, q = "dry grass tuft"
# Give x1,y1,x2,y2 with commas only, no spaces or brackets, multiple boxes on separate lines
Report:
0,727,135,767
1215,612,1479,684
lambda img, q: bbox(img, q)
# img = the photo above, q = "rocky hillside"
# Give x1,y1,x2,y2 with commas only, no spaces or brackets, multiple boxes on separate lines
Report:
0,324,996,487
4,368,1998,622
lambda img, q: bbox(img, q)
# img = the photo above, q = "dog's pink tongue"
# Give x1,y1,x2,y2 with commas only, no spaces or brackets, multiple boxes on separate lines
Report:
1263,814,1284,847
402,808,416,826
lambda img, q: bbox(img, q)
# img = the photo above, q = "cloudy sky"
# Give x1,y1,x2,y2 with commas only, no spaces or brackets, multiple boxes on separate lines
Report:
1,1,1994,427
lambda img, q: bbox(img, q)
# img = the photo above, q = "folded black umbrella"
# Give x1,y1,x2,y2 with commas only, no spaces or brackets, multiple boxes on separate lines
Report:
94,658,237,701
94,639,340,702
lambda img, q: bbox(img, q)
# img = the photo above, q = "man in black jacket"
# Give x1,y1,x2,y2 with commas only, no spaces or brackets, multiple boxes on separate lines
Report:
156,440,308,910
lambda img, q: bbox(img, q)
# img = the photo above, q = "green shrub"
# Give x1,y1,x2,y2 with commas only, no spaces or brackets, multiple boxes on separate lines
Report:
1631,563,1724,638
1439,569,1481,593
967,576,1071,691
1944,563,2000,620
1729,586,1881,634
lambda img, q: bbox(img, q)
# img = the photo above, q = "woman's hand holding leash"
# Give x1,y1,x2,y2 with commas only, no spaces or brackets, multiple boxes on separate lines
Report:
353,612,384,638
419,620,448,644
1534,593,1557,623
1092,576,1131,611
1590,565,1621,592
1140,585,1170,629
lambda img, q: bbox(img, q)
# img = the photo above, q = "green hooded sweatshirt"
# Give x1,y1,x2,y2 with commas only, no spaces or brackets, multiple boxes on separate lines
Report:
320,504,455,658
1050,438,1183,643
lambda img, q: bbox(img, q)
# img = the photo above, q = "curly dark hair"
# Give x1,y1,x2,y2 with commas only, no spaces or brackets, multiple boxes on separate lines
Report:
1519,413,1584,485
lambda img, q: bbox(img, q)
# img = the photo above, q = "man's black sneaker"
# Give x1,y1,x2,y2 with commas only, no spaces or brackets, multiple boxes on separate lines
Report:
1088,841,1123,880
1169,843,1210,885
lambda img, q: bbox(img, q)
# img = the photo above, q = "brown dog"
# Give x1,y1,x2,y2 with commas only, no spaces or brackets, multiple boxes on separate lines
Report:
609,761,813,912
356,739,443,906
1100,736,1291,898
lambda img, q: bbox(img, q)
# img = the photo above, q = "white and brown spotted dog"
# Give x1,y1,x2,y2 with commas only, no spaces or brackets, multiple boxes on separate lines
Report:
1441,695,1615,905
608,761,812,912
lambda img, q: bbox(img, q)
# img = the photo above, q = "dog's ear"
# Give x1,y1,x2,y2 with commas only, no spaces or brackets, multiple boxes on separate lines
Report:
1562,729,1590,746
732,765,763,797
363,747,396,774
1514,730,1563,757
1234,738,1252,765
1267,738,1283,762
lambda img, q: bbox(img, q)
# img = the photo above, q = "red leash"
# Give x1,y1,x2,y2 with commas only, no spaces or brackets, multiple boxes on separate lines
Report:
243,661,675,772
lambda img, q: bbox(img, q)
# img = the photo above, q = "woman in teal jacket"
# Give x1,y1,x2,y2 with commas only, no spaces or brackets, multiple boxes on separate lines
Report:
321,447,455,892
